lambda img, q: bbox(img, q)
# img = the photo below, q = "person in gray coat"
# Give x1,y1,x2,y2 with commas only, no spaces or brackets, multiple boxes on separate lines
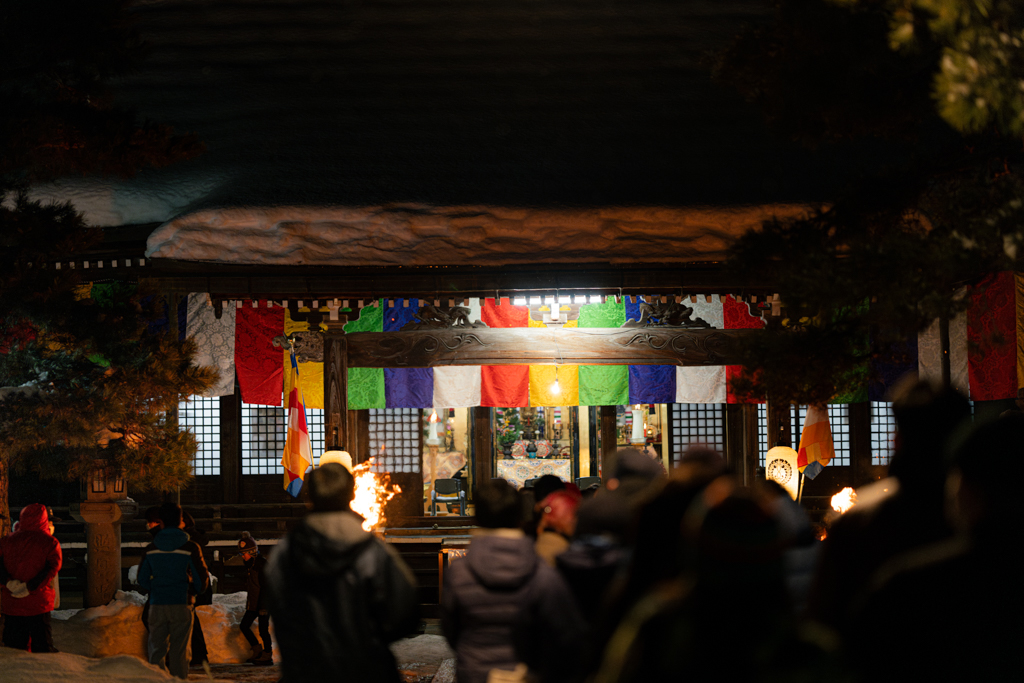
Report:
265,463,419,683
441,479,586,683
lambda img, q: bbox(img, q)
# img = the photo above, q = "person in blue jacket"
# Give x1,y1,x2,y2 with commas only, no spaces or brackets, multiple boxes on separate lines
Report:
138,502,210,679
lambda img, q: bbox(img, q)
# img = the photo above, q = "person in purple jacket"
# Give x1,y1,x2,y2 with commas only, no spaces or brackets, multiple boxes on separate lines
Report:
441,479,586,683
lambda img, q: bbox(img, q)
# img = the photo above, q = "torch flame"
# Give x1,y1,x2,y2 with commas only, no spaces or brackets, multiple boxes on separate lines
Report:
350,458,401,532
831,487,857,514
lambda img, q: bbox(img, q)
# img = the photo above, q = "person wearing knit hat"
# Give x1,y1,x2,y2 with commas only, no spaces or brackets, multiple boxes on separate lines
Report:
237,531,273,665
535,489,582,567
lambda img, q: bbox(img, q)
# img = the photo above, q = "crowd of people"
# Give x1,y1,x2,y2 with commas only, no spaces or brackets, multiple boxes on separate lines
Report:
1,377,1022,681
267,378,1023,682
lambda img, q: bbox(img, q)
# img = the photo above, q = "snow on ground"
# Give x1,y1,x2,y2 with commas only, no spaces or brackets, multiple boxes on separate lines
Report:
0,648,228,683
144,204,814,267
52,591,271,664
13,598,452,683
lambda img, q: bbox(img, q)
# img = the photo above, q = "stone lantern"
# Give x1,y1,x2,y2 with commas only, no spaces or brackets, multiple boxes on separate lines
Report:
70,461,138,608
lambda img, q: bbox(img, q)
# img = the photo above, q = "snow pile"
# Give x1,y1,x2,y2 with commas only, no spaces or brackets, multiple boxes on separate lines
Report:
390,635,456,683
0,648,194,683
195,592,274,663
50,591,271,664
145,204,814,267
52,591,148,659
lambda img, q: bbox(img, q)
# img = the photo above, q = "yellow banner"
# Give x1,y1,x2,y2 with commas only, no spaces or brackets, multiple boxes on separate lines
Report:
283,307,327,409
529,365,579,407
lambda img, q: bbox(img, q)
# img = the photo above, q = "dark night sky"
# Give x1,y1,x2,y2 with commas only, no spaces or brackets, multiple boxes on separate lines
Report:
41,0,872,226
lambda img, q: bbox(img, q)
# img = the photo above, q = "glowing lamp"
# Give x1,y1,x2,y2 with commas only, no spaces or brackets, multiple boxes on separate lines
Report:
427,410,442,446
631,405,645,445
320,450,353,472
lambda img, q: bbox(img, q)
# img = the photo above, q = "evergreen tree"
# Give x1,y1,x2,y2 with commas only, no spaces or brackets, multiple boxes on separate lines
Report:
716,0,1024,404
0,0,210,535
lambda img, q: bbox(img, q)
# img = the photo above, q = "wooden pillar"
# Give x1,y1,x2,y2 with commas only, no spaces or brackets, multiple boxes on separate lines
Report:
848,402,871,488
599,405,618,474
725,404,759,487
766,396,792,450
472,407,493,491
323,319,349,457
220,392,240,504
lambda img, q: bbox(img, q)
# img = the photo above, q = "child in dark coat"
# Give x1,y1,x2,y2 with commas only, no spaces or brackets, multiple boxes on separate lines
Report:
238,531,273,665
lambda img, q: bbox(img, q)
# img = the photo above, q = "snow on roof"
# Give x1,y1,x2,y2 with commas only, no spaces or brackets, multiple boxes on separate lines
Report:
29,1,854,232
144,203,814,267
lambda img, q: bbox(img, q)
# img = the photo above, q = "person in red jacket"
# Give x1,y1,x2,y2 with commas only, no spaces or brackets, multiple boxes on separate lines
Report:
0,503,63,651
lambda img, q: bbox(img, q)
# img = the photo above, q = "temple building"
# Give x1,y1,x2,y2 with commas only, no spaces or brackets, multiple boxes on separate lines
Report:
13,0,1023,614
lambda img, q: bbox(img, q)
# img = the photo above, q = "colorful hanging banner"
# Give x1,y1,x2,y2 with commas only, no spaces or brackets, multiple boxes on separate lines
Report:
282,351,313,497
235,302,284,406
383,300,434,408
578,298,629,406
187,293,236,397
344,302,385,409
577,298,626,328
283,306,326,409
629,365,676,404
1017,273,1024,394
481,298,530,406
625,296,677,404
482,297,530,328
433,365,483,408
723,295,765,404
481,366,531,407
967,272,1017,401
529,365,580,407
676,295,726,404
797,404,834,480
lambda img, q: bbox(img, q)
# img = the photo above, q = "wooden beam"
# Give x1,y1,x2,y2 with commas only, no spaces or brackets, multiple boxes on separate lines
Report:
147,259,757,300
345,327,753,368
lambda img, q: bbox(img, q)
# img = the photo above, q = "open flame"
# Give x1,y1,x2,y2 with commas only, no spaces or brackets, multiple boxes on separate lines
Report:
351,457,402,532
831,487,857,514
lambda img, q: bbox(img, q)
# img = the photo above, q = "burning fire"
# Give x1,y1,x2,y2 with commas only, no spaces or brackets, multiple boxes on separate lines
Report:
831,487,857,514
351,458,401,532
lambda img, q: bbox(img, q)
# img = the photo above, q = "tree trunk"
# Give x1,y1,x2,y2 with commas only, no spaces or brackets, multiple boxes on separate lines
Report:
939,313,951,389
0,458,10,538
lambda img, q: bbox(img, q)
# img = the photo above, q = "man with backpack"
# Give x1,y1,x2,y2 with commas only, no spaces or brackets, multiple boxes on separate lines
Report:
265,463,419,682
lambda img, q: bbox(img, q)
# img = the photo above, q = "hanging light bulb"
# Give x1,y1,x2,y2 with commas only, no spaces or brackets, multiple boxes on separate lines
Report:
551,366,561,395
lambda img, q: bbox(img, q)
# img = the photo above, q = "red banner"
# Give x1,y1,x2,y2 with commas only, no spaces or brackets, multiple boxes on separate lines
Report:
235,303,285,406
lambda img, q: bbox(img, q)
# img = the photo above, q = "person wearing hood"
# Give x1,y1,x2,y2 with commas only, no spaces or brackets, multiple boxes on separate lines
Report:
265,463,419,683
237,531,273,665
441,479,586,683
0,503,62,651
137,502,210,679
